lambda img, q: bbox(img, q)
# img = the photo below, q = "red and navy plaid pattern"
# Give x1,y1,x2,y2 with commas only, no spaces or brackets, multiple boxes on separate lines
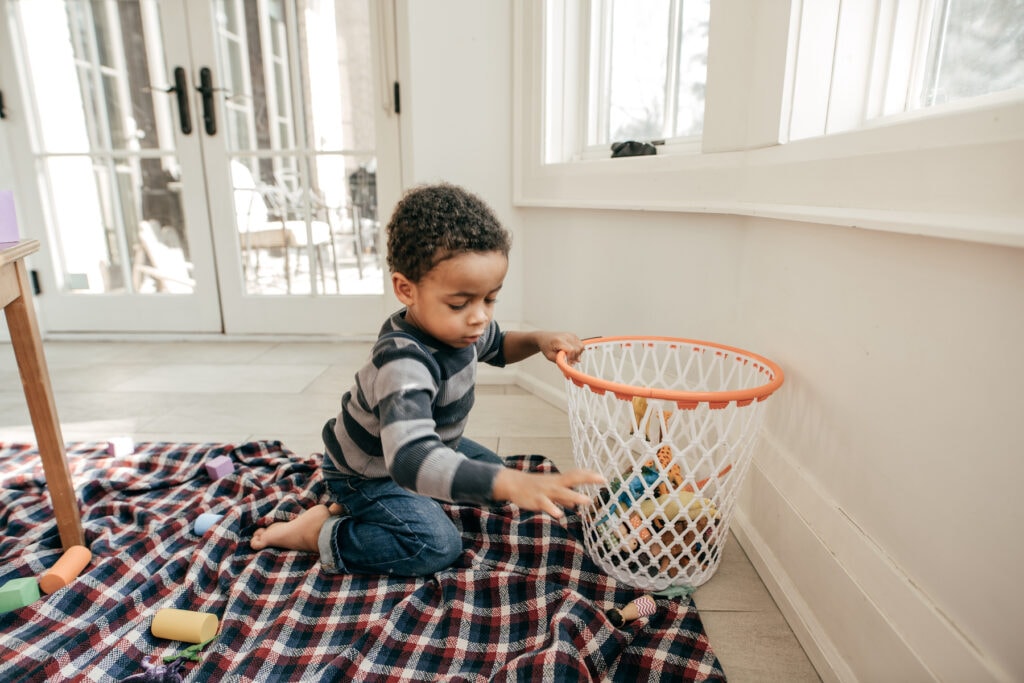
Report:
0,441,724,682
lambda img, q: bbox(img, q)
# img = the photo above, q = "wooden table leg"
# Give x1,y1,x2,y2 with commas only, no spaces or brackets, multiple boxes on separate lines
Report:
3,258,85,549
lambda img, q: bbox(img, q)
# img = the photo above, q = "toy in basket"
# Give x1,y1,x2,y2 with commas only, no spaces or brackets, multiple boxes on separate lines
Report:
556,336,784,592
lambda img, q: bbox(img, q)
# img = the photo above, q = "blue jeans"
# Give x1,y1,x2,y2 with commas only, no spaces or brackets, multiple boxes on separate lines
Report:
317,438,503,577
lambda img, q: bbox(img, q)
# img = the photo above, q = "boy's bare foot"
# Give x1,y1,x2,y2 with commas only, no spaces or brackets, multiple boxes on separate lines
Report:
250,504,331,552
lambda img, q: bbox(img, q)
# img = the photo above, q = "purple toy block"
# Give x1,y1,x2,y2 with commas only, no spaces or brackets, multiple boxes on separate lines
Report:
205,455,234,480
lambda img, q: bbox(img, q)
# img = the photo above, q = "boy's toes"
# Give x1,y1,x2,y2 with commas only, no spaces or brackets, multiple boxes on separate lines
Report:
250,529,267,550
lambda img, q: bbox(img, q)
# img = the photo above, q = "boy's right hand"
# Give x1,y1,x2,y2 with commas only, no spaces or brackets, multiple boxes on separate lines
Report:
492,467,606,518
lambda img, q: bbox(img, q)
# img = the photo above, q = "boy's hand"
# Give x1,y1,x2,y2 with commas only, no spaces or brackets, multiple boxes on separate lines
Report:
538,331,585,364
492,467,605,518
502,330,585,364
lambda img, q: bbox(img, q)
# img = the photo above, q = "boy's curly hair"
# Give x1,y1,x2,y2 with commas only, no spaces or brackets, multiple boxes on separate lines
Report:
386,183,511,282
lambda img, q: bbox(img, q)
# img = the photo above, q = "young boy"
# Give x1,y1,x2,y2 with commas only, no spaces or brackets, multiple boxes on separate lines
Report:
251,183,604,577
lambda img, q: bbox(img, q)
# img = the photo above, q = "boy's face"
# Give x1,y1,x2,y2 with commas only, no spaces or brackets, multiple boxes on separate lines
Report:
393,250,508,348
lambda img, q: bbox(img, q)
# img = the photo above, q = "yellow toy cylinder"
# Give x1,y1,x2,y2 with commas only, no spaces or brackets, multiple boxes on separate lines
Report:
151,608,218,643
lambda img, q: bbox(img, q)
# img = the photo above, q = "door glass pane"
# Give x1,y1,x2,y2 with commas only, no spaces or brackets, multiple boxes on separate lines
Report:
231,153,379,296
11,0,194,295
214,0,383,296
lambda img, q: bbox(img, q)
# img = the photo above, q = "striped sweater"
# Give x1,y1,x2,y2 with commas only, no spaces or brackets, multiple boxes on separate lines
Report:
323,309,507,504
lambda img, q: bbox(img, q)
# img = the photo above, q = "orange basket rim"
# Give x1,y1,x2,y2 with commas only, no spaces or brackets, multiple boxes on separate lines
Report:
555,335,785,405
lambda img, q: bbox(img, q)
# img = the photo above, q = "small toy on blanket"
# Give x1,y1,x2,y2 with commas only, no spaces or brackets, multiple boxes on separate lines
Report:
117,656,187,683
0,577,40,614
107,437,136,457
151,608,219,644
192,512,223,535
204,454,234,480
605,594,658,627
40,544,92,594
117,636,216,683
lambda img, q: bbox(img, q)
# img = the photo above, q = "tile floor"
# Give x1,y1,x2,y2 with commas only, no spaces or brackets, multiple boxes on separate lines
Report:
0,340,820,682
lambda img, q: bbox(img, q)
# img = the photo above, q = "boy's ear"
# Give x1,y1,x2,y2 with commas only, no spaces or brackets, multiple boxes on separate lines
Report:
392,272,416,305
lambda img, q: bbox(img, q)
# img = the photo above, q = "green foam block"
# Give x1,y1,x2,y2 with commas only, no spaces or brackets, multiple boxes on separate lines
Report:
0,577,40,614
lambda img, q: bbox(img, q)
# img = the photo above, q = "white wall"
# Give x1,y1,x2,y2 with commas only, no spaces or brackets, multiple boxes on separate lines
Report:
0,101,19,343
400,0,522,323
401,2,1024,679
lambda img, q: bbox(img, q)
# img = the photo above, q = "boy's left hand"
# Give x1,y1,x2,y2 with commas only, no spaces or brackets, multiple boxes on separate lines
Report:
539,331,585,364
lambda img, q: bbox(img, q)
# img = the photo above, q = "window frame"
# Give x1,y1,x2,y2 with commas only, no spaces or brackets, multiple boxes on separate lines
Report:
513,0,1024,248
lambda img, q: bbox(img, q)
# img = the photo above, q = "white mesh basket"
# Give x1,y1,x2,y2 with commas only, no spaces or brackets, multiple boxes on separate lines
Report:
556,336,784,592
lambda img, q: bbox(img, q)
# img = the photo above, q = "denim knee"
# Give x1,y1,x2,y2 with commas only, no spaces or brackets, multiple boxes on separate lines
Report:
412,522,463,575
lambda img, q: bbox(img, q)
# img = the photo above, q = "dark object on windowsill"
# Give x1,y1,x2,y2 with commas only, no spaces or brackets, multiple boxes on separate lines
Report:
610,140,660,158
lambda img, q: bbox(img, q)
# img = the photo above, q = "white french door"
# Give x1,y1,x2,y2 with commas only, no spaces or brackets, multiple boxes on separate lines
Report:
0,0,399,335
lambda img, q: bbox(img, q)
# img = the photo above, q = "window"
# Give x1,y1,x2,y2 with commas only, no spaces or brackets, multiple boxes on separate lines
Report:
543,0,709,162
788,0,1024,140
917,0,1024,108
587,0,709,147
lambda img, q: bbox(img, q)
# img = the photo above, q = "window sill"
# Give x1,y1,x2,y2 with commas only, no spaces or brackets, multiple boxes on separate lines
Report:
514,100,1024,249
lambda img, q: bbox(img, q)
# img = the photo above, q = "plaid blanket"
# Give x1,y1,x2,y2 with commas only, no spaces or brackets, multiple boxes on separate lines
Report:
0,441,724,682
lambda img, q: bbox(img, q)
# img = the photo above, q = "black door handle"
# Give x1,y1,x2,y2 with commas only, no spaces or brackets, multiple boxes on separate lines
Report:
172,67,192,134
144,69,191,134
0,90,7,119
197,67,217,136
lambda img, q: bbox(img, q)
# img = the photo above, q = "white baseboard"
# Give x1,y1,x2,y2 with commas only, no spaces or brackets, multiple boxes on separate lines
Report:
734,431,1012,682
731,510,857,683
509,364,567,410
